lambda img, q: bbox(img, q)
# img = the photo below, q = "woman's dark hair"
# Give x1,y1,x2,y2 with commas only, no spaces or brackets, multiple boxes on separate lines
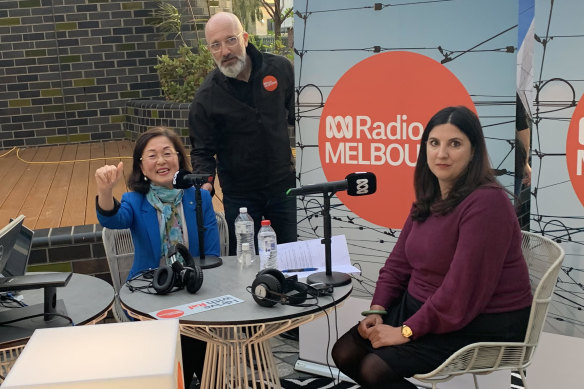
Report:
412,106,497,221
128,126,190,194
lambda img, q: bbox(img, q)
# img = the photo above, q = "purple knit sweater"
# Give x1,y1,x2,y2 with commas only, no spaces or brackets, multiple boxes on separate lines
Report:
371,186,533,339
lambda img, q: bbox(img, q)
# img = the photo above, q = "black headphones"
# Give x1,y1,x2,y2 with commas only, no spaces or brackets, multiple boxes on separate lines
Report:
250,268,333,307
152,243,203,295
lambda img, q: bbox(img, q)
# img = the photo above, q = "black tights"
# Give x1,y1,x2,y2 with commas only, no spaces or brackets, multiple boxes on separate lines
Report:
331,332,417,389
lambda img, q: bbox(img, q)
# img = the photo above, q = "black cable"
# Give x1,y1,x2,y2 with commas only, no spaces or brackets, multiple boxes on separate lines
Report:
10,293,26,307
125,269,161,294
0,312,74,326
322,303,335,380
126,283,158,294
295,293,345,385
331,298,343,384
0,292,27,308
0,301,22,309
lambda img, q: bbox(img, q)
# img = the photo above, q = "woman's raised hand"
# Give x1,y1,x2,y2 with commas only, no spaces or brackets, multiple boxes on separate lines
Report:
95,162,124,193
95,162,124,211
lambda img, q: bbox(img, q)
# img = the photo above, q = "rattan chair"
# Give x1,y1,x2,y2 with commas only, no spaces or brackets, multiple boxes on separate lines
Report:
413,231,565,389
215,211,229,256
102,227,134,322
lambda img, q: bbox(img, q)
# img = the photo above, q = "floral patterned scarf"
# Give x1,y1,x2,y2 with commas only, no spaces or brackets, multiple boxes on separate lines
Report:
146,184,185,264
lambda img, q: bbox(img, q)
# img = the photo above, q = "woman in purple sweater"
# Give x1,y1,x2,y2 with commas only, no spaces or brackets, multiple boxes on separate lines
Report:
331,106,533,389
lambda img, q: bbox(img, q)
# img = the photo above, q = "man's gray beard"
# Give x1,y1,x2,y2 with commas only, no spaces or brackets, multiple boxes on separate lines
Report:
217,54,246,78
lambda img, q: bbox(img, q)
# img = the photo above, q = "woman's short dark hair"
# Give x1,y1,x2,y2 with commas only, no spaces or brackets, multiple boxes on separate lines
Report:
412,106,497,221
128,126,190,194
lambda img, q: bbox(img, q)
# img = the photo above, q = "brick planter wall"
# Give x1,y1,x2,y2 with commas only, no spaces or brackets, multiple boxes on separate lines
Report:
125,99,297,149
125,99,191,146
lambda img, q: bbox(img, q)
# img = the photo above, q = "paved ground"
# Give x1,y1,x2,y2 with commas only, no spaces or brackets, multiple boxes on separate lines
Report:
271,335,305,379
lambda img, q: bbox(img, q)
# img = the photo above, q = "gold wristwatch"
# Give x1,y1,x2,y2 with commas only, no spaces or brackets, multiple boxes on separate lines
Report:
401,324,413,339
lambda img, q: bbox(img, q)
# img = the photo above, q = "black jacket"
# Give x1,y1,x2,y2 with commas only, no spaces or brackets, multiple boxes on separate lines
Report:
189,43,295,195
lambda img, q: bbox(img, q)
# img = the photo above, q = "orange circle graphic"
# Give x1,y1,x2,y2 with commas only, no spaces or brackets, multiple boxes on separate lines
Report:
263,75,278,91
319,51,476,228
566,94,584,207
156,309,184,319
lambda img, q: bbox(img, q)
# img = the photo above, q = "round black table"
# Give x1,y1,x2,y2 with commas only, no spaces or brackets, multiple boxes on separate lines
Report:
120,258,352,389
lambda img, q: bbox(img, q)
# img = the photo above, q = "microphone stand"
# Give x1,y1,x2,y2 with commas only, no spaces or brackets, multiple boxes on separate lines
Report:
306,191,351,287
193,179,222,269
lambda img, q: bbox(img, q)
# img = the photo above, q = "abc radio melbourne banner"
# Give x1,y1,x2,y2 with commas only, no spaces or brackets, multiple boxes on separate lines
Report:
294,0,518,281
532,0,584,339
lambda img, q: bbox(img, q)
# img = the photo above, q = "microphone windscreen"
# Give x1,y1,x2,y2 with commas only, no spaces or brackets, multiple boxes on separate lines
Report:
346,172,376,196
173,169,192,189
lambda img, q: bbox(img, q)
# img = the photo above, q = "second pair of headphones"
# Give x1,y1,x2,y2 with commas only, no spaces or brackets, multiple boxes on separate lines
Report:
250,268,333,307
152,243,203,295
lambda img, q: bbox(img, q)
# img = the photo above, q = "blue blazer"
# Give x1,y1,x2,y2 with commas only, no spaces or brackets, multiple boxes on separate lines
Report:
97,187,220,279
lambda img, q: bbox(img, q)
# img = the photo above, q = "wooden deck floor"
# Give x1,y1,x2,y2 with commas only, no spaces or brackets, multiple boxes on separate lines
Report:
0,141,223,231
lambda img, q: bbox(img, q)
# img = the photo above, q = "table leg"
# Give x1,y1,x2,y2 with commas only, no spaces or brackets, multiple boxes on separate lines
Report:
176,310,340,389
198,325,281,389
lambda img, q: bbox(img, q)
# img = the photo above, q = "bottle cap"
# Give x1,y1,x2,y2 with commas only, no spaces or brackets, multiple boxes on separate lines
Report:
261,219,271,226
240,207,248,213
242,243,250,250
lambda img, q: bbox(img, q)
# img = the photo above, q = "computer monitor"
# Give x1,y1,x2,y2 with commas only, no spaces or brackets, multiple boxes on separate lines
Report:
0,215,25,276
0,215,71,327
2,220,33,277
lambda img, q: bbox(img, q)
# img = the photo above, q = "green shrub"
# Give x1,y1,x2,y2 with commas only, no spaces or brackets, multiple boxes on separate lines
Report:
249,35,293,62
154,44,215,103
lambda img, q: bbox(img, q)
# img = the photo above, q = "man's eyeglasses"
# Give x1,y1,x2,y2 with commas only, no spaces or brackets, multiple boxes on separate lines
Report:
140,150,178,162
207,32,243,53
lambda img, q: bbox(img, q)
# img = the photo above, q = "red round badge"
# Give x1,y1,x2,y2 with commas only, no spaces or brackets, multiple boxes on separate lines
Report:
263,75,278,91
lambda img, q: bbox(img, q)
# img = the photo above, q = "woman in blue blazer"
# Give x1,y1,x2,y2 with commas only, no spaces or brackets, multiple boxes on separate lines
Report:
95,126,218,388
96,126,220,279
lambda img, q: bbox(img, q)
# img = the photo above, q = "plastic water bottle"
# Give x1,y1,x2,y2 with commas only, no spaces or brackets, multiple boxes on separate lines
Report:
239,242,255,266
258,219,278,269
235,207,255,259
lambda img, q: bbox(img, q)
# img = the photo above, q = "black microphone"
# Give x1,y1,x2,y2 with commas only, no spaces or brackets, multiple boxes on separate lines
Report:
172,169,213,189
286,172,376,196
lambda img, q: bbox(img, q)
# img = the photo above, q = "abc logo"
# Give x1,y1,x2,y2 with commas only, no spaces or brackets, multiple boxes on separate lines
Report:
356,178,369,195
326,116,352,138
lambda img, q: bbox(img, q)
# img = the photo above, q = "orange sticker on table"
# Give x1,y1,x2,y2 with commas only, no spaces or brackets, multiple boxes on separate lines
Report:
156,308,185,319
566,94,584,208
319,51,476,228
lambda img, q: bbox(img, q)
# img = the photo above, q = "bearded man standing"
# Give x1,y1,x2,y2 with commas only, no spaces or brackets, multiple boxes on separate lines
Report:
189,12,297,255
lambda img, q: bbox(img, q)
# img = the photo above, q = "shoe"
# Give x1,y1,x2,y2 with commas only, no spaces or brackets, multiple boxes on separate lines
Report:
189,374,200,389
279,327,299,341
